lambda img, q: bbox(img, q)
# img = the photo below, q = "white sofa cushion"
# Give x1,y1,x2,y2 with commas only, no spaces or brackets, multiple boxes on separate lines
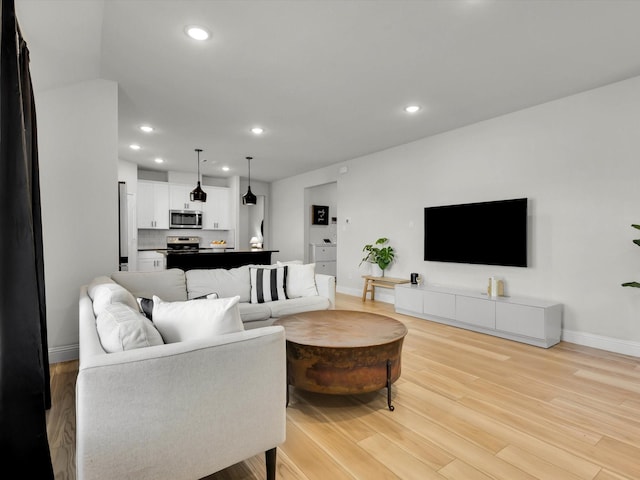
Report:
268,295,331,318
91,282,140,317
111,268,188,302
277,262,318,298
151,295,244,343
250,266,287,303
186,266,251,302
95,303,164,353
237,302,272,322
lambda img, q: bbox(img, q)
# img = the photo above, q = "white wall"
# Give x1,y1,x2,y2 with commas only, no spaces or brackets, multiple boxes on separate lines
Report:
38,79,119,362
271,165,344,263
271,75,640,356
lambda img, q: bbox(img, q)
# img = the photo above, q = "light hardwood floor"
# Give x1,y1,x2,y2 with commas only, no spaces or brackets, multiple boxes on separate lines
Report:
48,293,640,479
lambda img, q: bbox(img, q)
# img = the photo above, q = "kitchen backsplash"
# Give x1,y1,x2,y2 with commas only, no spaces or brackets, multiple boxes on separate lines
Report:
137,229,234,249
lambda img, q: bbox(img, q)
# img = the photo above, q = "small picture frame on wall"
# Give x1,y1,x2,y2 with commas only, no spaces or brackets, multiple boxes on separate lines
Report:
312,205,329,225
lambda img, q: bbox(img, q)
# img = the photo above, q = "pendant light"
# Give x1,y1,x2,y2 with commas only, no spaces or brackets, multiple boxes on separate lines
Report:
242,156,257,205
190,148,207,202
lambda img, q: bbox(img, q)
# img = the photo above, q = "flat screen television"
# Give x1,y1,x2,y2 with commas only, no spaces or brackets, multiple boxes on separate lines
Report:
424,198,528,267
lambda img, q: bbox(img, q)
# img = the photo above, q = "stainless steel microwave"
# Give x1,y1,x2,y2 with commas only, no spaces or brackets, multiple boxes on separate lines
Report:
169,210,202,229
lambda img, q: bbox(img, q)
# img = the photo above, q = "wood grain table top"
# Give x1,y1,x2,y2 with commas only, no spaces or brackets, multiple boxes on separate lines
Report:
273,309,407,348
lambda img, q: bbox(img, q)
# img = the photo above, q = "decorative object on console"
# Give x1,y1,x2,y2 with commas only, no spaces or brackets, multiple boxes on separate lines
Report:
359,237,395,276
312,205,329,225
488,276,505,297
410,273,419,285
242,156,257,205
622,223,640,288
190,148,207,202
250,236,262,249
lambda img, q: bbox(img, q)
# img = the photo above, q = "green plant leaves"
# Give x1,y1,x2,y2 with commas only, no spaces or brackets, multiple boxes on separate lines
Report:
360,237,395,271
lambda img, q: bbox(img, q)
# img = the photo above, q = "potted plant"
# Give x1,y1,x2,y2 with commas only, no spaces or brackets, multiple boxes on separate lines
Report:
360,237,395,276
622,224,640,288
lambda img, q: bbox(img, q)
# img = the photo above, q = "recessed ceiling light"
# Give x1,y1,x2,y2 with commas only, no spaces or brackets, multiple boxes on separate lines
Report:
129,144,141,150
185,25,210,41
154,158,164,164
140,125,154,133
222,166,230,172
251,127,264,135
405,105,421,113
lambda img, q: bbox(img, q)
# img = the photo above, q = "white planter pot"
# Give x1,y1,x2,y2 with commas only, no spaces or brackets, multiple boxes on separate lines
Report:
370,263,383,277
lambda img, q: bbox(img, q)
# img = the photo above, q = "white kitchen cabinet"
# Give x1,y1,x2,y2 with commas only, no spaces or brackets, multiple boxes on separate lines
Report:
309,244,336,276
169,183,202,211
136,251,166,271
395,283,562,348
137,181,169,229
202,186,230,230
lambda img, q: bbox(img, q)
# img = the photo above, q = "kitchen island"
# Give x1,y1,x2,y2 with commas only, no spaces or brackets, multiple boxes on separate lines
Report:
164,249,279,271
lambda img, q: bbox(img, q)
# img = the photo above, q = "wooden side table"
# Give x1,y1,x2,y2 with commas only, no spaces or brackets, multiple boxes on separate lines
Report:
362,275,410,301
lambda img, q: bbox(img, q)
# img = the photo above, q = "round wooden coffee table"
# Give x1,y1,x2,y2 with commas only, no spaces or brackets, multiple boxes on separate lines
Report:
273,310,408,411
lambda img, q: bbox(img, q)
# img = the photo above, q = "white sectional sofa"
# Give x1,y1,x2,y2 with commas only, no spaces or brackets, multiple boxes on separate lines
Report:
76,264,336,480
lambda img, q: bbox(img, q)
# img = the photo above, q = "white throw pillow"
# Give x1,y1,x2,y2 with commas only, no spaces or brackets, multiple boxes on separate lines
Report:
250,266,287,303
151,295,244,343
92,283,140,317
96,303,164,353
276,262,318,298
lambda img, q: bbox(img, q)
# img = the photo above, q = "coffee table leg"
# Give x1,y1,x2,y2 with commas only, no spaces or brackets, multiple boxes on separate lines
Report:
386,359,395,411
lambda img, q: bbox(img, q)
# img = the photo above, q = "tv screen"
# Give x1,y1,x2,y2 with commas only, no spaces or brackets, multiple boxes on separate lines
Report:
424,198,528,267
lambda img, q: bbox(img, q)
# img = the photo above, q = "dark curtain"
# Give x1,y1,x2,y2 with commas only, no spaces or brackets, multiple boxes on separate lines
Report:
0,0,54,476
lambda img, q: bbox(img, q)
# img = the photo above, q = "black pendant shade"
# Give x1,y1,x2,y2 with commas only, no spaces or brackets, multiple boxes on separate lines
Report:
190,148,207,202
242,156,257,205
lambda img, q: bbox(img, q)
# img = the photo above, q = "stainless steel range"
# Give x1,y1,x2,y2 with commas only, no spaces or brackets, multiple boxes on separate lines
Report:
166,236,200,252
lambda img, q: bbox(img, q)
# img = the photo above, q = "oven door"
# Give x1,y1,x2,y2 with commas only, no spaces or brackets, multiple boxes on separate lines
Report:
169,210,202,229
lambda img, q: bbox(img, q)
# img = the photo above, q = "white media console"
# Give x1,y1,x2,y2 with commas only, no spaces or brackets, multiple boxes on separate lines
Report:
395,283,562,348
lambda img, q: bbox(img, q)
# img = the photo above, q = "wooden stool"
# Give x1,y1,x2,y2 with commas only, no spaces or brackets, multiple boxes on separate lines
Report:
362,275,410,301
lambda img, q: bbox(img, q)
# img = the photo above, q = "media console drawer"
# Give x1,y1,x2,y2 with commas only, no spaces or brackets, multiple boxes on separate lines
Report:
455,296,495,329
423,291,455,318
394,283,562,348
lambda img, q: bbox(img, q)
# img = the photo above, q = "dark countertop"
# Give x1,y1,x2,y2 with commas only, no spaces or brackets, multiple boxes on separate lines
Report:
164,249,279,271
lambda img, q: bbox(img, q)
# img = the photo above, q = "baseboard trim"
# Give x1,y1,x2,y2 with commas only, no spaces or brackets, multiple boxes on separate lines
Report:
561,330,640,357
337,287,640,358
49,344,79,364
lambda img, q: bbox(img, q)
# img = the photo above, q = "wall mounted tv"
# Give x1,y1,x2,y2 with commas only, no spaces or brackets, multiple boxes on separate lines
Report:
424,198,528,267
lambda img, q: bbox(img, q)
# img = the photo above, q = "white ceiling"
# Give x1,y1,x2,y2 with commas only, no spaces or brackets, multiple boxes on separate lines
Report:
15,0,640,182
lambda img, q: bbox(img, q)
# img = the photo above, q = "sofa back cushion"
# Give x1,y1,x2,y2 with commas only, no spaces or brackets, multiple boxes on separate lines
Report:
151,295,244,343
95,303,164,353
111,268,187,302
185,266,251,302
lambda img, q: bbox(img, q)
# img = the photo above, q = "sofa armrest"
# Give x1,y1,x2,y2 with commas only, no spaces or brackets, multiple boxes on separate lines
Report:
76,325,286,480
315,273,336,309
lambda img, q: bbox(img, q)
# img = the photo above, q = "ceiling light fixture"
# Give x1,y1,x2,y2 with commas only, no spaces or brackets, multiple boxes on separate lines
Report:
222,166,230,172
242,156,257,205
405,105,421,113
140,125,154,133
185,25,210,41
129,144,141,150
190,148,207,202
154,157,164,164
251,127,264,135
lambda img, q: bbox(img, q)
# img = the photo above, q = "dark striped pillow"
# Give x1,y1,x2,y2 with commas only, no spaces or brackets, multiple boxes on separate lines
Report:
250,266,288,303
